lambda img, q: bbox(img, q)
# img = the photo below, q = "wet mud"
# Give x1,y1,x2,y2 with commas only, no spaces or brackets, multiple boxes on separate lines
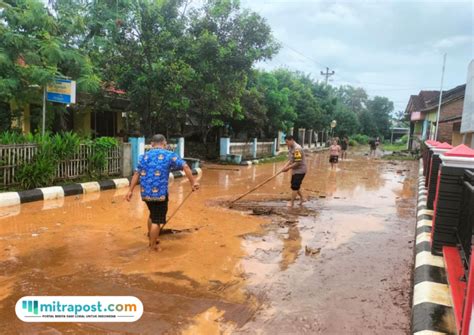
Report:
0,149,417,334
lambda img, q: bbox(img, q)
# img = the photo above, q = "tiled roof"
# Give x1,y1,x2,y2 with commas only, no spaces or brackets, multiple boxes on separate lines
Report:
419,91,440,105
406,84,466,115
424,84,466,109
409,95,424,110
405,90,439,113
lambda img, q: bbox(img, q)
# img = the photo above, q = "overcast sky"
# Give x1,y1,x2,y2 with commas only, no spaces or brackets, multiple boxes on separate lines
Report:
241,0,473,112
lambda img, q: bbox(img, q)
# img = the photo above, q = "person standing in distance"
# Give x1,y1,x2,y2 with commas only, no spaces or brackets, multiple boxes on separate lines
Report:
126,134,200,251
281,135,307,208
329,139,342,169
340,136,349,160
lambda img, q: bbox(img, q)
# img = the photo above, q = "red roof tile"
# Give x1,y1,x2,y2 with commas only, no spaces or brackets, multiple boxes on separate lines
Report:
434,142,453,149
444,144,474,158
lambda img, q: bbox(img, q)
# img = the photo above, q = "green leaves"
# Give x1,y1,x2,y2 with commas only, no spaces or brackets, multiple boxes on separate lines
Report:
0,0,394,142
0,0,103,106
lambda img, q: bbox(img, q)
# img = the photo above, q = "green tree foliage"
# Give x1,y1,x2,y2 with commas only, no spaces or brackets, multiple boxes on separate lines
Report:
250,70,295,135
366,96,394,138
0,0,100,101
274,70,320,133
0,0,395,143
336,85,368,116
184,0,278,142
333,104,359,137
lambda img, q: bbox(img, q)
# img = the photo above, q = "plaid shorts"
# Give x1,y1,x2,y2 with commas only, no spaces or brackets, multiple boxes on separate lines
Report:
145,198,168,224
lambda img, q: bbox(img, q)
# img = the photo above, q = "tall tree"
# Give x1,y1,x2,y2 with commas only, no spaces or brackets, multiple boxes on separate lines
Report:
0,0,100,131
184,0,278,143
336,85,368,116
333,104,359,137
81,0,192,137
367,96,394,138
253,70,295,136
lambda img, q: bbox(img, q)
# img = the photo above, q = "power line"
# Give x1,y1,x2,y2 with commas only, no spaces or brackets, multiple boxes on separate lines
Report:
275,38,439,91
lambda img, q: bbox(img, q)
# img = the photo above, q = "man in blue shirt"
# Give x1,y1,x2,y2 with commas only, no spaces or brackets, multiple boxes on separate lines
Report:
126,134,199,251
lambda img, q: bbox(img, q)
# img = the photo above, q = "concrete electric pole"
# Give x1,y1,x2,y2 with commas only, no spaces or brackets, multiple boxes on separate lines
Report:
320,67,335,85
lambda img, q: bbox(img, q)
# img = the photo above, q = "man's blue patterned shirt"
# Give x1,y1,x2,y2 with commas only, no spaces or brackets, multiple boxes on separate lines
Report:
135,148,185,201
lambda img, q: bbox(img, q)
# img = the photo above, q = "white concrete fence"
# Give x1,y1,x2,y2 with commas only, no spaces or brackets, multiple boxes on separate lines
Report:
229,141,274,159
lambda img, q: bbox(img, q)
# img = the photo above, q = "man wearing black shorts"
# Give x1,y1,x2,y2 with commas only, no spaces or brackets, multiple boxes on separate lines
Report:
126,134,199,251
281,135,307,208
340,137,348,160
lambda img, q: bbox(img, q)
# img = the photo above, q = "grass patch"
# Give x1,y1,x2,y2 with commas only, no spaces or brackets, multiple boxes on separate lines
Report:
381,154,417,161
382,143,407,152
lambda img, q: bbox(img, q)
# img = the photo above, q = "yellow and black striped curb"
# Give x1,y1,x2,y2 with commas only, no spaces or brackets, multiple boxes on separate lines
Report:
0,168,202,208
412,161,456,335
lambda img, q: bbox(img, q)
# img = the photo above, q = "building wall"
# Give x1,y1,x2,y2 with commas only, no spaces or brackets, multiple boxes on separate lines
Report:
435,99,465,143
117,112,124,133
437,122,450,143
414,122,423,134
10,102,31,133
425,111,437,122
440,99,464,121
453,122,462,146
73,108,91,136
22,104,30,133
464,133,473,148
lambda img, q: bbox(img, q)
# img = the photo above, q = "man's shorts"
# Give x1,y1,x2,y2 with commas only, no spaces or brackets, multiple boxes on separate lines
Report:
329,155,339,163
291,173,305,191
145,198,168,224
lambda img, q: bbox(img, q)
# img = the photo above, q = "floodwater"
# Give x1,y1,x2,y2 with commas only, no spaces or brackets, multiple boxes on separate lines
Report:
0,148,417,334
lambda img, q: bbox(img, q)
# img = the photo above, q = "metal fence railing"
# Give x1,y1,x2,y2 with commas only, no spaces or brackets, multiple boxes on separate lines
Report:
0,143,122,188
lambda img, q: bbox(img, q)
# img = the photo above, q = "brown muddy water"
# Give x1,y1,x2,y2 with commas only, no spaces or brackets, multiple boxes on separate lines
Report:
0,149,417,334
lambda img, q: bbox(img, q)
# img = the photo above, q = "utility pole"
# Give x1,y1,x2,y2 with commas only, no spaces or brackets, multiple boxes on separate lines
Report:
42,86,46,136
434,53,447,141
320,67,335,85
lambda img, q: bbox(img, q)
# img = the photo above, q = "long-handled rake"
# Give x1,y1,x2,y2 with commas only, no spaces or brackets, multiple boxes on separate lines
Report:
229,170,284,208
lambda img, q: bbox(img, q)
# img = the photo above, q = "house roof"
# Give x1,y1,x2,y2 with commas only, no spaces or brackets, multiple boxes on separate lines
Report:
419,91,440,105
405,90,439,114
422,84,466,112
406,84,466,117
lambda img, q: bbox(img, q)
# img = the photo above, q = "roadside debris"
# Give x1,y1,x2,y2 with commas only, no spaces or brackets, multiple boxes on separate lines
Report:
305,246,321,257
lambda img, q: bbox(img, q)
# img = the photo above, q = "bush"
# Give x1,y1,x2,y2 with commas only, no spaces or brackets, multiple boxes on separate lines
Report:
399,134,409,144
348,139,358,146
350,134,370,145
85,137,119,178
16,152,56,189
8,132,119,189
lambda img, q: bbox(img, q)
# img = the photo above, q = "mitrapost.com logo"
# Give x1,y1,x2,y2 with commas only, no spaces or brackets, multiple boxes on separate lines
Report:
16,296,143,322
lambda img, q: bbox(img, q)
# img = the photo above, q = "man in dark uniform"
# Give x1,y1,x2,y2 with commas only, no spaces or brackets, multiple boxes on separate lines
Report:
281,135,307,208
126,134,199,251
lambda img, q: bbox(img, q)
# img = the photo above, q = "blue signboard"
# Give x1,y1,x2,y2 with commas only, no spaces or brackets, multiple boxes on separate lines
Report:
46,79,76,104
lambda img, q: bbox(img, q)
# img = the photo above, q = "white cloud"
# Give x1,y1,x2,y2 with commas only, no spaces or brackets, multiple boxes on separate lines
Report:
244,0,472,112
309,3,361,25
434,35,473,49
308,37,349,58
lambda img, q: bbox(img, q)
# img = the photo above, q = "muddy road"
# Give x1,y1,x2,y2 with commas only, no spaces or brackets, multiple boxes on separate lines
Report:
0,149,417,334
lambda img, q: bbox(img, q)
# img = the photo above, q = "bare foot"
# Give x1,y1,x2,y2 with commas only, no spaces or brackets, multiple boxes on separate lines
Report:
148,240,160,247
149,244,162,252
